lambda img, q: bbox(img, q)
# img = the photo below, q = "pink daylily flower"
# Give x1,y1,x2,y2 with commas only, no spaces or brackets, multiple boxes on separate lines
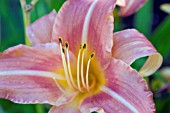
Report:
116,0,147,16
0,0,162,113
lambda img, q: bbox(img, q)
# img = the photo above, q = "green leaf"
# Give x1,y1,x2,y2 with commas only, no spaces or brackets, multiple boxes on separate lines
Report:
35,104,45,113
134,0,153,37
151,15,170,60
50,0,65,12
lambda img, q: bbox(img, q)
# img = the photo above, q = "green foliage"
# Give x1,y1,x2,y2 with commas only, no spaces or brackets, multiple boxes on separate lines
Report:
134,0,153,37
151,15,170,60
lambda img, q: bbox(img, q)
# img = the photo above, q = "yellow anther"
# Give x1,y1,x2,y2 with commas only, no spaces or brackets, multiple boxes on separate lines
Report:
83,43,87,49
90,52,95,59
58,37,62,44
65,42,69,49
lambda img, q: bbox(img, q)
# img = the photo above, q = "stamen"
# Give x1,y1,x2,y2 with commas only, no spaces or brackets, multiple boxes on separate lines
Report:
58,38,96,93
81,43,87,88
86,53,95,92
58,37,73,89
77,46,83,92
65,42,78,89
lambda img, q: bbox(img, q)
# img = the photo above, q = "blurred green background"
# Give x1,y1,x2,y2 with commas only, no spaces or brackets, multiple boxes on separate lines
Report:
0,0,170,113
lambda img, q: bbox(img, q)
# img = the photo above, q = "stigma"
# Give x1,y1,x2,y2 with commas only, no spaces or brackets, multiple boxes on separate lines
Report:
57,37,95,93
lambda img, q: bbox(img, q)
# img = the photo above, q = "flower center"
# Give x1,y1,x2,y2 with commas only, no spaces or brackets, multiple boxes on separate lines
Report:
57,37,104,94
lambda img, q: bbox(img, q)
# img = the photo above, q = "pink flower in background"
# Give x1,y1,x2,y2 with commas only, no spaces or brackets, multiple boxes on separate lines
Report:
116,0,148,16
0,0,162,113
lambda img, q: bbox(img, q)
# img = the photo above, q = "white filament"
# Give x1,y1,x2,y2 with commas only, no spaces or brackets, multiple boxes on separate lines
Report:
66,48,78,89
77,49,83,92
81,49,86,88
86,58,92,92
59,42,73,89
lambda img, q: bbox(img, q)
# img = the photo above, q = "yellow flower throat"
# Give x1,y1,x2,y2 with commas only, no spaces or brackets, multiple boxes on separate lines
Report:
54,37,105,95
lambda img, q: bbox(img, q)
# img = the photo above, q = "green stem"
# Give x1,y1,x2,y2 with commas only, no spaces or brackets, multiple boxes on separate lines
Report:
20,0,31,46
31,0,38,5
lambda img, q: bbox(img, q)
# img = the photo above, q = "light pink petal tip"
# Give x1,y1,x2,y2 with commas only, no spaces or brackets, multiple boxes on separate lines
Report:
0,43,73,105
81,58,155,113
52,0,117,67
117,0,147,17
112,29,162,76
26,10,57,45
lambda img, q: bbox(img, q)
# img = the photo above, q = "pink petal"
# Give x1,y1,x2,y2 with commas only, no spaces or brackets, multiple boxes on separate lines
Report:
49,104,81,113
118,0,147,16
26,10,57,45
0,43,75,105
81,58,155,113
112,29,162,76
0,75,63,105
52,0,117,67
0,43,62,71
